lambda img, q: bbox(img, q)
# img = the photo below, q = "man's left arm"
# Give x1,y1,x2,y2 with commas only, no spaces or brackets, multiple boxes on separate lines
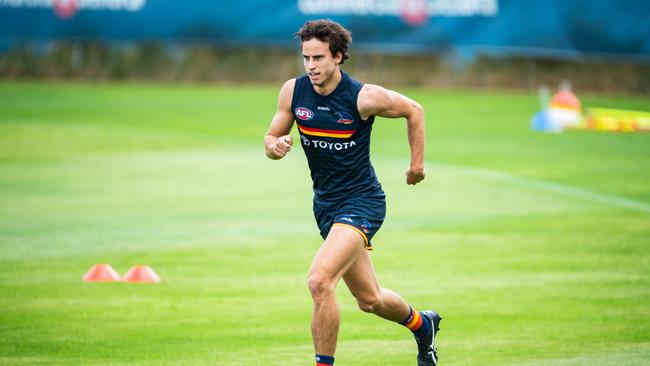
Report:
358,84,425,185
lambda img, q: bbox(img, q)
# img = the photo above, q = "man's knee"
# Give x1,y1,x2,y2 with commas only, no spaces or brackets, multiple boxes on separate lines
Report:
355,293,381,313
308,271,336,297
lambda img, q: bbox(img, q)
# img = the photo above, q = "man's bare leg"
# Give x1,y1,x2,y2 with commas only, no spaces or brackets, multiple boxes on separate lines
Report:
343,248,442,366
308,225,367,356
342,249,411,322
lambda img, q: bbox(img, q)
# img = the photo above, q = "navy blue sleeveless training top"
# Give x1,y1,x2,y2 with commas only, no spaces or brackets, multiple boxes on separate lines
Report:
291,71,383,205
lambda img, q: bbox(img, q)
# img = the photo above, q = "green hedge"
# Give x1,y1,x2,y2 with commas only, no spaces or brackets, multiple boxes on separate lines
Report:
1,41,648,94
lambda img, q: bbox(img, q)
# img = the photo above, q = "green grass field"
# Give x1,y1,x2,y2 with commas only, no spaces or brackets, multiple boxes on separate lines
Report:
0,81,649,366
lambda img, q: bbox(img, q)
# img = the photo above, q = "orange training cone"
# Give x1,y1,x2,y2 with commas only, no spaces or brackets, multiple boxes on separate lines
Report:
83,264,121,282
122,265,160,283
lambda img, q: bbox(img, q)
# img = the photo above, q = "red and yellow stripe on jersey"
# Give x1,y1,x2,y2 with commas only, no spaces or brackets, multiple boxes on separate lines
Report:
298,125,355,139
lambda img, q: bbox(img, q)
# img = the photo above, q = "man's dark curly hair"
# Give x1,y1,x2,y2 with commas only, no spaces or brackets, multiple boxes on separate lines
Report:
295,19,352,64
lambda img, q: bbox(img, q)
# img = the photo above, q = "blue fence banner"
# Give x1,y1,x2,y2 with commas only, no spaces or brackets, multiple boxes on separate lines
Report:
1,0,648,60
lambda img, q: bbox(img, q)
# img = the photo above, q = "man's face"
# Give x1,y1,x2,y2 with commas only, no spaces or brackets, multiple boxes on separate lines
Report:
302,37,342,87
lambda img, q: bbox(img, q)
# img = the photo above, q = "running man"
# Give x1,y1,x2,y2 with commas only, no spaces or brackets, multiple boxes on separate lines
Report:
263,19,442,366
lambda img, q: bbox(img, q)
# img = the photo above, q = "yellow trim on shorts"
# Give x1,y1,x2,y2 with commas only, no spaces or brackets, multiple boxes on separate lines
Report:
332,223,373,251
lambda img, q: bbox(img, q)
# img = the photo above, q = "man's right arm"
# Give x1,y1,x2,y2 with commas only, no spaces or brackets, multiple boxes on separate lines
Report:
264,79,296,160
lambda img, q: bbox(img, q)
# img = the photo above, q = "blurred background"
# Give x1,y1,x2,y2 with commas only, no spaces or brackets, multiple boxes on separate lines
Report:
1,0,649,93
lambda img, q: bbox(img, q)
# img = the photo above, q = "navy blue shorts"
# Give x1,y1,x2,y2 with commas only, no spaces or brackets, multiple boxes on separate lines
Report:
313,191,386,250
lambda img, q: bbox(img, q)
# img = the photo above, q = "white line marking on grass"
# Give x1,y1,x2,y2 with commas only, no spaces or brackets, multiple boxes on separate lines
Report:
431,162,650,214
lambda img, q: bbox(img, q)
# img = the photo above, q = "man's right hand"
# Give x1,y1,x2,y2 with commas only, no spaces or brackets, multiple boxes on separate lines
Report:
272,134,293,159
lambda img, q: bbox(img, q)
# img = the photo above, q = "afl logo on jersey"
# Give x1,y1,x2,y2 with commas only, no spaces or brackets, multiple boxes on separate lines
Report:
335,111,354,124
295,107,314,120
